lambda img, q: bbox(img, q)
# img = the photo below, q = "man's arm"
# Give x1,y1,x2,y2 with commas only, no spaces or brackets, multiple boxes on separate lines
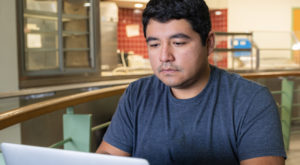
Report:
240,156,285,165
96,140,131,156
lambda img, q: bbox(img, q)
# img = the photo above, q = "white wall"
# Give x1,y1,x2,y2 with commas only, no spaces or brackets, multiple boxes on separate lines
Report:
206,0,228,9
292,0,300,7
228,0,292,32
0,0,19,92
227,0,300,65
0,0,21,144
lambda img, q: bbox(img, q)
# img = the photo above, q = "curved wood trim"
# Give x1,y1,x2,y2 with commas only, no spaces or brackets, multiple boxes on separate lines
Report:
0,79,136,99
240,71,300,79
0,85,127,130
2,71,300,99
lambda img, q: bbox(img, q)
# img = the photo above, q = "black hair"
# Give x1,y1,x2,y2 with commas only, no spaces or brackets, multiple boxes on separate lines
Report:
142,0,211,46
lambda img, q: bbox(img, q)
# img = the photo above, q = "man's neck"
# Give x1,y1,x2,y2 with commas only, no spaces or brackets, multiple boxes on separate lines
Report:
171,66,211,99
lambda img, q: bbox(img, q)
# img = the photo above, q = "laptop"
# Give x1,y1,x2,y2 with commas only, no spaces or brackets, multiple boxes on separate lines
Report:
1,143,149,165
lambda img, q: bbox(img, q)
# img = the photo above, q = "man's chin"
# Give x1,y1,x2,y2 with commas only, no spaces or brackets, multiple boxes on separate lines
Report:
159,78,183,88
155,73,184,87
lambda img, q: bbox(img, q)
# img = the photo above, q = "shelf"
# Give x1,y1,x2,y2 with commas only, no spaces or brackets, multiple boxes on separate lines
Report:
24,10,89,21
24,10,57,20
62,14,89,21
25,48,91,53
63,48,90,52
259,48,291,51
24,14,57,21
62,31,89,37
25,30,58,34
25,48,58,53
214,48,252,52
215,32,253,36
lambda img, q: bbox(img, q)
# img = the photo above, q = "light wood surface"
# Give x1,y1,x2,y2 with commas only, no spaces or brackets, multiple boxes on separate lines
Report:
240,71,300,79
0,85,127,130
0,79,136,99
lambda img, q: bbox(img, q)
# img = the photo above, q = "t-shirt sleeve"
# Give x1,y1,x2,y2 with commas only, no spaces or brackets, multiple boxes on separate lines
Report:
103,86,134,154
237,87,287,161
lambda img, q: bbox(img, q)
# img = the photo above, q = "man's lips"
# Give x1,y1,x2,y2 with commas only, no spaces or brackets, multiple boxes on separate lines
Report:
160,68,177,72
159,68,180,73
158,63,182,73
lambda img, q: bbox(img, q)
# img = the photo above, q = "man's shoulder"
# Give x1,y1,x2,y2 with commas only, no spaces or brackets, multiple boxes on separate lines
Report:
215,66,264,89
212,66,268,97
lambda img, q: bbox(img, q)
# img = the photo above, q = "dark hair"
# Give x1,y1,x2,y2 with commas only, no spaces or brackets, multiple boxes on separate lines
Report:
142,0,211,46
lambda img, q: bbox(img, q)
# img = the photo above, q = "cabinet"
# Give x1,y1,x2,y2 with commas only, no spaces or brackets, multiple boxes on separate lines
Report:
20,0,97,75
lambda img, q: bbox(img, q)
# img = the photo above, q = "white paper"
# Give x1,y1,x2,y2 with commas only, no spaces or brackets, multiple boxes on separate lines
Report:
27,34,42,48
126,24,140,37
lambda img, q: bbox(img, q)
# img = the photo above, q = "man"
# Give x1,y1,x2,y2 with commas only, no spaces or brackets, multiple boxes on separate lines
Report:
96,0,286,164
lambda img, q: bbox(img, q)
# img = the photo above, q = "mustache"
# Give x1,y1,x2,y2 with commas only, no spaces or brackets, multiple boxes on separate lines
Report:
158,62,182,72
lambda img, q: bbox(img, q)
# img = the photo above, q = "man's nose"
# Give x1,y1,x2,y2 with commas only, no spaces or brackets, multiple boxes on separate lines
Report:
159,43,175,62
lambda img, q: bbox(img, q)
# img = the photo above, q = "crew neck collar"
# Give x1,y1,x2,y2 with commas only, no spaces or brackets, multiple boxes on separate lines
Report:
168,65,216,105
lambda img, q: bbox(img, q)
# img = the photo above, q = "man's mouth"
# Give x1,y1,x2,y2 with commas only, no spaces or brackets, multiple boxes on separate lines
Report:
159,68,178,72
157,62,182,73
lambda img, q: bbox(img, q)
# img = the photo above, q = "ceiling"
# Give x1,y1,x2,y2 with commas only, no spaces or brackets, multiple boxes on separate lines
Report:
102,0,149,9
36,0,227,9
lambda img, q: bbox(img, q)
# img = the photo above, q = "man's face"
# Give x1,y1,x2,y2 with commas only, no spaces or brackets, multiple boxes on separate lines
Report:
146,19,211,89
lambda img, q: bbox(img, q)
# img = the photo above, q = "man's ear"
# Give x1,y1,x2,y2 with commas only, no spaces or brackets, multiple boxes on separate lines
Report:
206,31,215,55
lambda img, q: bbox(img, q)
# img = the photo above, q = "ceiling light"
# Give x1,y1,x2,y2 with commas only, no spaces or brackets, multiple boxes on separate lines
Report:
215,11,222,16
133,9,142,14
84,2,91,7
134,3,143,8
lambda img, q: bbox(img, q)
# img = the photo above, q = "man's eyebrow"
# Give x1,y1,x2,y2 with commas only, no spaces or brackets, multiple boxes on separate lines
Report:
146,37,158,43
146,33,191,43
170,33,191,39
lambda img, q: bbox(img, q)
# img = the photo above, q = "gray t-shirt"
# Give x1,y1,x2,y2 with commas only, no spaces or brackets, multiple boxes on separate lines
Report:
103,66,286,165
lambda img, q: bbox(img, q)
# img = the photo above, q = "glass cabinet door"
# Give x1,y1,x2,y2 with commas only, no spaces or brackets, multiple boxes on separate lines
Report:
24,0,59,71
62,0,92,68
21,0,96,75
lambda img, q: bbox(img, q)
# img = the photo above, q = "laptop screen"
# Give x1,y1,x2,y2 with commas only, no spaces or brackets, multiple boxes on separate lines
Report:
1,143,149,165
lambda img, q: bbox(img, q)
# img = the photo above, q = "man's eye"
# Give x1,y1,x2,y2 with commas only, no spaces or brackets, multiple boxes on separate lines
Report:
173,42,186,46
149,43,159,48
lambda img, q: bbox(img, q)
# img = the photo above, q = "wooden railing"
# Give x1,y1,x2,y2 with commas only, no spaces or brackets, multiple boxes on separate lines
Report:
0,85,127,130
240,70,300,79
